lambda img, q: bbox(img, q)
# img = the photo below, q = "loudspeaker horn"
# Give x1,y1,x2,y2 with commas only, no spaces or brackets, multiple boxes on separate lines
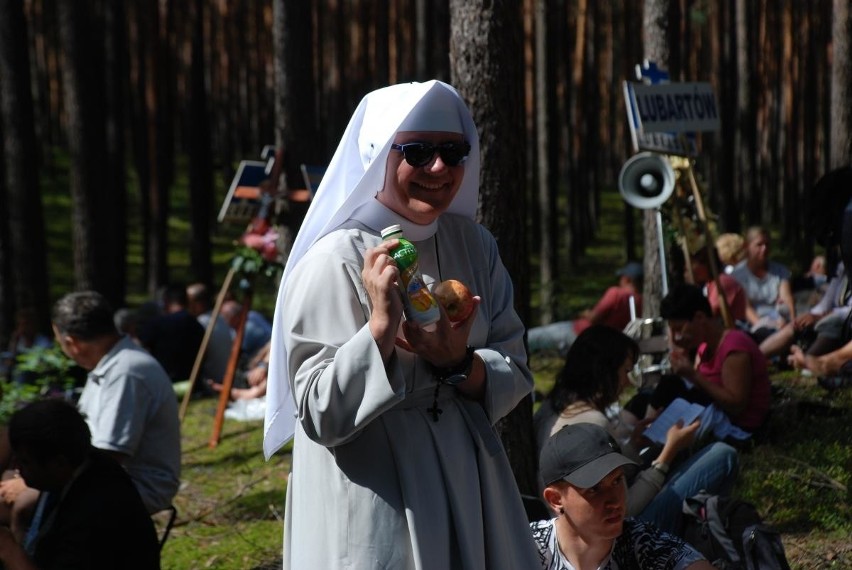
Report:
618,152,676,210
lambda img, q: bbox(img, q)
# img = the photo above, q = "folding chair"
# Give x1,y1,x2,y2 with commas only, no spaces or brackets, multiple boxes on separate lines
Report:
154,505,178,551
300,163,327,197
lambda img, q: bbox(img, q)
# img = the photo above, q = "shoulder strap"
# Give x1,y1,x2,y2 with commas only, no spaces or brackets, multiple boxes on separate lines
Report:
705,496,742,565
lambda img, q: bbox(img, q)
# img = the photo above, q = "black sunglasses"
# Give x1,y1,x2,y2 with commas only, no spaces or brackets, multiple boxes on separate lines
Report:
390,141,471,167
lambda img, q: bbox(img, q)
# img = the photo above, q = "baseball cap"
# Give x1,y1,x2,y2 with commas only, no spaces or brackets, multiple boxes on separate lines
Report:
616,261,643,281
539,423,638,488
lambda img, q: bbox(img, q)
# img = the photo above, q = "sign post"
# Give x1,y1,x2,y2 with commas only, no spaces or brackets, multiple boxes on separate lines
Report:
622,61,732,327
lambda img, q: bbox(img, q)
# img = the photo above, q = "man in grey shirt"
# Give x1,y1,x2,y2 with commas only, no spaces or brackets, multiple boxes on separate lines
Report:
52,291,181,514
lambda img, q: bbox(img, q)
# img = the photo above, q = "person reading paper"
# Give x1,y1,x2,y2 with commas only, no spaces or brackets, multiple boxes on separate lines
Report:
659,284,772,434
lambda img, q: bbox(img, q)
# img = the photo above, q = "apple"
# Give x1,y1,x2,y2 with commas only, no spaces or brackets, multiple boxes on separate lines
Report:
433,279,475,323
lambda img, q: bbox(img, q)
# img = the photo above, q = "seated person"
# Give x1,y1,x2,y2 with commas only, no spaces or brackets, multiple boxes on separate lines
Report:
534,325,738,534
3,308,53,383
528,262,643,355
114,302,160,347
788,339,852,378
730,226,795,343
209,340,270,401
220,300,272,360
0,399,160,569
715,233,746,274
762,261,851,359
1,291,181,540
790,254,828,314
660,284,771,434
789,166,852,387
52,291,181,514
531,422,714,570
137,284,205,382
186,282,233,385
686,246,748,326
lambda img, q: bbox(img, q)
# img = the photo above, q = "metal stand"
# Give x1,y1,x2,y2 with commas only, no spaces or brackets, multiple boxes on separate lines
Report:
655,209,669,297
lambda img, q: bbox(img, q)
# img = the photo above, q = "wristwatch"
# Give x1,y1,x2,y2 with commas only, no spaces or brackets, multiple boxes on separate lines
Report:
433,346,476,385
651,460,670,475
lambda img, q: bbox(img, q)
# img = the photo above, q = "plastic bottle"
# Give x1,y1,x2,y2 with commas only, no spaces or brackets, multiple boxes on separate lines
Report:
381,225,440,330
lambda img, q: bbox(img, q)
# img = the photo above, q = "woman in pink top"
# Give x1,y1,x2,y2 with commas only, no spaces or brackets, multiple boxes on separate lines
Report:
662,284,771,432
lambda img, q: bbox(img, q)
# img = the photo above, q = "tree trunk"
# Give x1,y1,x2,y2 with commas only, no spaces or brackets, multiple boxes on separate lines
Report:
274,0,318,191
450,0,537,496
0,130,8,345
102,0,129,308
735,0,757,226
713,0,739,233
143,0,168,294
640,0,671,318
128,0,169,296
0,0,51,335
535,0,555,325
188,0,213,287
568,0,588,262
831,0,852,169
57,0,113,296
621,0,640,260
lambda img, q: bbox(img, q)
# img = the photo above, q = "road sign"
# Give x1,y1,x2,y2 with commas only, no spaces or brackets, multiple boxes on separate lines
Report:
628,82,720,133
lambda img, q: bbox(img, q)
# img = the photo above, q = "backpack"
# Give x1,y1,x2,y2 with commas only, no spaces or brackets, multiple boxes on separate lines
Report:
680,491,791,570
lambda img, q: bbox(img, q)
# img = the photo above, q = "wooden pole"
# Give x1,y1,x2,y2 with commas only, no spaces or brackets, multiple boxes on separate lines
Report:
209,288,252,448
179,266,236,422
684,163,734,329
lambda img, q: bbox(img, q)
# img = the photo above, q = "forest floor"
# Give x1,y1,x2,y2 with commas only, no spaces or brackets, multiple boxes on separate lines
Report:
163,361,851,569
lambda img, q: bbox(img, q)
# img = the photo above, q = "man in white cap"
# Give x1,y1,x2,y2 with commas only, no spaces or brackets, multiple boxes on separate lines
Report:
532,423,714,570
264,81,538,568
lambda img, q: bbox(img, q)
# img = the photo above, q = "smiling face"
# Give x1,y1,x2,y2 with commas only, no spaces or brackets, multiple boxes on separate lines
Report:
378,131,466,224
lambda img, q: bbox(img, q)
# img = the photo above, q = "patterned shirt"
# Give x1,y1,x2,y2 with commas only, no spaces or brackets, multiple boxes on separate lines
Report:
530,517,705,570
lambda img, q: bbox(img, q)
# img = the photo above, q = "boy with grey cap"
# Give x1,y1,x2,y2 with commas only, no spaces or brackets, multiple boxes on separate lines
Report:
530,423,715,570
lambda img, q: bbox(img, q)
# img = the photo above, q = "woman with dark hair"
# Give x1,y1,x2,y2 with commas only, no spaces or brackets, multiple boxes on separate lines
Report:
534,325,739,534
537,326,639,437
661,283,771,432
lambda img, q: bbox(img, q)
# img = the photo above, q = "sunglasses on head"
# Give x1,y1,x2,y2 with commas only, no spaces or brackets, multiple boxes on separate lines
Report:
390,141,471,168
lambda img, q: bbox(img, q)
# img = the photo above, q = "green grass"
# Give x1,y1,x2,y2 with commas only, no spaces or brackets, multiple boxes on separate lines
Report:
736,374,852,533
161,399,289,569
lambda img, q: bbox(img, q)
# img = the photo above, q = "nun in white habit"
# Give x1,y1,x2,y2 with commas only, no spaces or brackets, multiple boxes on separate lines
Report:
264,80,538,569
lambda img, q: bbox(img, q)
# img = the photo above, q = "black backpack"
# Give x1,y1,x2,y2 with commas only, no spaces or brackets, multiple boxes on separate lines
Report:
680,492,791,570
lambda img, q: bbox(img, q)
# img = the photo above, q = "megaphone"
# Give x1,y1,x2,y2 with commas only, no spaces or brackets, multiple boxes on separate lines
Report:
618,152,676,209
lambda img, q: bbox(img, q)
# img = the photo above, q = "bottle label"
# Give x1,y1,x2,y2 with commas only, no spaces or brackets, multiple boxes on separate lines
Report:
388,238,440,326
405,276,439,312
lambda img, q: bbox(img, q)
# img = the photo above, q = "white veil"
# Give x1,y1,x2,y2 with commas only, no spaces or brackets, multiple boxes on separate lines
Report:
263,80,481,458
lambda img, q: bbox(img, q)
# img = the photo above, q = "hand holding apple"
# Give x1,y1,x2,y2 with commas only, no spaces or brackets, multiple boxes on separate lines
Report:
433,279,475,323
